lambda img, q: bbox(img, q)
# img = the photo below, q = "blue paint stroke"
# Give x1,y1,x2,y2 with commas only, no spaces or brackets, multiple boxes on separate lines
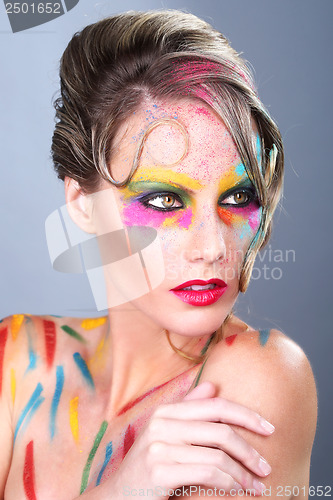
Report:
256,134,262,172
14,383,43,442
20,395,45,439
73,352,95,389
50,365,65,440
96,441,113,486
259,329,271,347
235,163,246,177
25,318,37,373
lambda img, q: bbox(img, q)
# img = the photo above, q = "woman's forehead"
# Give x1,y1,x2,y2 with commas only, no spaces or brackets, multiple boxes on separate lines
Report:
112,98,256,183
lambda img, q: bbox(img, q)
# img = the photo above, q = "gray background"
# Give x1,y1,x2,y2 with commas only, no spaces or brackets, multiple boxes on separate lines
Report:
1,0,332,492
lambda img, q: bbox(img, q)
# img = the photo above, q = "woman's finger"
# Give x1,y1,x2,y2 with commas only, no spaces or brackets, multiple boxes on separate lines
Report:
154,395,275,436
147,441,261,492
183,381,216,401
147,418,271,478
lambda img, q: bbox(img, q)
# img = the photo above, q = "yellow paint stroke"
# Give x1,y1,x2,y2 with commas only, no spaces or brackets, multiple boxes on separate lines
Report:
87,334,109,374
218,164,248,194
80,317,107,330
11,314,25,340
10,368,16,404
69,396,79,444
126,167,203,193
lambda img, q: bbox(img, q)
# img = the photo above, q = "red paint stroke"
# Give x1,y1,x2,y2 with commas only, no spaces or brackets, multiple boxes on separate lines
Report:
23,440,37,500
225,334,237,346
43,320,56,369
116,364,201,417
0,326,8,395
123,424,135,459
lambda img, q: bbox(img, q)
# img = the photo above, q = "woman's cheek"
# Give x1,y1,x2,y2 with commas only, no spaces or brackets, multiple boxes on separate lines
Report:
122,201,194,230
217,204,262,240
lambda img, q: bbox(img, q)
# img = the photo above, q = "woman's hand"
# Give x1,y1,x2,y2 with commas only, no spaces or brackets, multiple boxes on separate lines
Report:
103,381,274,499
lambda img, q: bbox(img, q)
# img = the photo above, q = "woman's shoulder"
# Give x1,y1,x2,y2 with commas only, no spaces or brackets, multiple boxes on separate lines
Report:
198,317,318,490
205,317,317,406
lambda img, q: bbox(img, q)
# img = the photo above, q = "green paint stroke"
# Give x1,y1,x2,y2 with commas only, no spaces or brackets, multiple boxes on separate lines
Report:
80,420,108,494
61,325,86,343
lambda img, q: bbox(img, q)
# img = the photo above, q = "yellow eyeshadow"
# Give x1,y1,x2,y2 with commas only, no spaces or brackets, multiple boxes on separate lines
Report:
129,167,203,191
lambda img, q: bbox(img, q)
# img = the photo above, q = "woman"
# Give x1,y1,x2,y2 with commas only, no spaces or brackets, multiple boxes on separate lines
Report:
0,10,317,500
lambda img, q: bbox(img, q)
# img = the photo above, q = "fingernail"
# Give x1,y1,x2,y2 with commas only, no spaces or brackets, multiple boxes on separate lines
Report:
253,479,265,495
260,418,275,433
258,457,271,475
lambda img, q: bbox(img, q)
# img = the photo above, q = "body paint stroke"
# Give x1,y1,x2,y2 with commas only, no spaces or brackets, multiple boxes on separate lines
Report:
61,325,86,343
96,441,113,486
25,318,37,373
69,396,80,444
14,383,44,442
50,365,65,440
80,420,108,494
23,440,37,500
73,352,95,389
259,329,271,347
81,317,107,330
11,314,25,341
43,320,56,369
0,326,8,395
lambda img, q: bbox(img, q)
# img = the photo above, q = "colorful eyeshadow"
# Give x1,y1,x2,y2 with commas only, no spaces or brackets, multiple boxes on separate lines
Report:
61,325,86,343
23,441,37,500
73,352,95,389
126,168,203,193
50,366,64,440
43,320,56,369
80,420,108,494
0,326,8,395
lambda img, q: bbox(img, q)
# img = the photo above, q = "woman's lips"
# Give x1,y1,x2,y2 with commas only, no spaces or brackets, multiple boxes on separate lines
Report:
170,279,228,307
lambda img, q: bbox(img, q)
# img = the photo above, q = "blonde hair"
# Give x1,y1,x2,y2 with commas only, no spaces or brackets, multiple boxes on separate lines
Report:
52,9,284,297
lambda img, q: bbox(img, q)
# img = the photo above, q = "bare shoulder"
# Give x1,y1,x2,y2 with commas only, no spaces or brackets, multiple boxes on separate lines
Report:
198,322,318,494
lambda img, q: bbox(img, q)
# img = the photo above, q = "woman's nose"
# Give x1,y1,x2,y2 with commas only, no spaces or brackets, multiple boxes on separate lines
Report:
185,208,226,264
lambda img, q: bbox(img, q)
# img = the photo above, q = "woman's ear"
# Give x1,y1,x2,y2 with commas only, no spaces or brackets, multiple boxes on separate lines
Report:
64,177,96,234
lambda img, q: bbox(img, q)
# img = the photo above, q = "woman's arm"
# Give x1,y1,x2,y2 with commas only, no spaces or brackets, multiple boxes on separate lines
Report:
177,329,318,499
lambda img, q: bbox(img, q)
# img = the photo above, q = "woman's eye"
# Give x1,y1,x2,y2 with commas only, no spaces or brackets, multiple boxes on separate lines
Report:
221,190,253,206
143,194,183,210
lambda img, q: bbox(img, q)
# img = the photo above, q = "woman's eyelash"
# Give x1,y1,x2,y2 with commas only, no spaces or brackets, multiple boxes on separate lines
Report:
219,188,258,207
138,192,184,211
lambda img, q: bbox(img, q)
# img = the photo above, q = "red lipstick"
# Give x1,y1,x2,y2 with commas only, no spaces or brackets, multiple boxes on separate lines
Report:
170,279,227,306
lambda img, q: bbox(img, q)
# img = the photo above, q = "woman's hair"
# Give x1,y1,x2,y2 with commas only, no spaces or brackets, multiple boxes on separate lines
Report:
51,9,284,295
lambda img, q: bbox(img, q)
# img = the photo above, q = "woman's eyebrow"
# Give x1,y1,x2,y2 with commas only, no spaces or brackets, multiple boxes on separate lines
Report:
128,168,203,193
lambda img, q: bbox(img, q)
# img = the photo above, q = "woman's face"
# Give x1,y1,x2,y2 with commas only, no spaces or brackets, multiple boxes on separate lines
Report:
90,99,262,336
